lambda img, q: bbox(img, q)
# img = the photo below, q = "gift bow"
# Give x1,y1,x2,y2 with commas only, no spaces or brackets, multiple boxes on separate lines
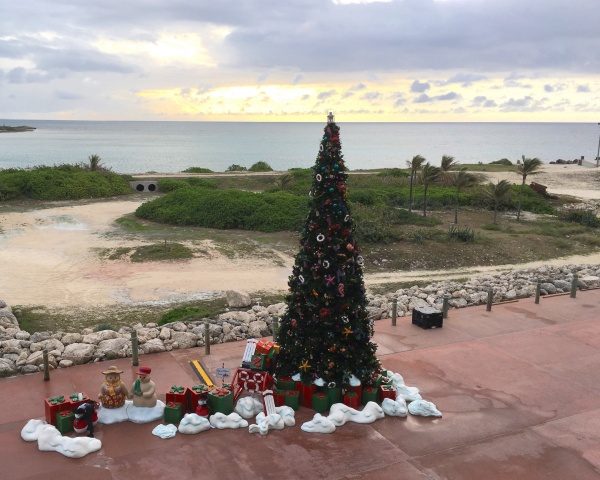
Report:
59,411,72,417
167,401,179,408
170,385,185,393
192,385,208,393
381,385,394,391
210,387,230,397
48,395,65,404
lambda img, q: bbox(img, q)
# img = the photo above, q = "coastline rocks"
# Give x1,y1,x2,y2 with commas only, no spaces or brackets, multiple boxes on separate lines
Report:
62,343,96,365
226,290,252,308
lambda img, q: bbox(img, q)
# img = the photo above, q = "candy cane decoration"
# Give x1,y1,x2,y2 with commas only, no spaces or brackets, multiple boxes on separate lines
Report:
242,339,258,363
262,390,276,416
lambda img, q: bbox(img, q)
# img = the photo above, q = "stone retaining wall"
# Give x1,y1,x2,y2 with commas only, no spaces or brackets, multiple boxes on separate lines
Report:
1,264,599,377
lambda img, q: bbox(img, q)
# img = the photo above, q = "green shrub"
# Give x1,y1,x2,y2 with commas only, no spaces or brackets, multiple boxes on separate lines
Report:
159,304,226,325
249,161,274,172
130,242,194,262
481,223,502,231
490,158,513,165
182,167,213,173
448,225,475,242
158,179,189,192
0,165,131,201
94,323,115,331
559,209,600,228
353,219,399,244
377,168,409,177
136,188,308,232
226,164,247,172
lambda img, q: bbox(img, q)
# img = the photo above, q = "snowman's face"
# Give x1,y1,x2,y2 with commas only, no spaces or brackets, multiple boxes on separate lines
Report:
105,373,119,384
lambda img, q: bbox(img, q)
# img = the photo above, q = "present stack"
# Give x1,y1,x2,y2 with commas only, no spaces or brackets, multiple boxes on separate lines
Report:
44,392,93,434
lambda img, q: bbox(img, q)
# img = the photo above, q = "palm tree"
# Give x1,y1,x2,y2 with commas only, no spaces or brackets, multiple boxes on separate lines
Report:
88,154,102,171
516,155,542,221
420,163,440,217
449,168,476,224
407,155,426,212
484,180,512,224
440,155,459,186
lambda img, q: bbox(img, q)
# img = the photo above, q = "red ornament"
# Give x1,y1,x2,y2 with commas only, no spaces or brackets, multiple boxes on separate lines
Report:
338,283,345,297
291,318,297,328
342,229,351,237
319,307,331,318
346,243,354,252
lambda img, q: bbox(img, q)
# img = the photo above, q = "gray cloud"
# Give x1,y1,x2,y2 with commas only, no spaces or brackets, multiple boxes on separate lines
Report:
7,67,52,84
577,84,591,92
361,91,381,101
440,73,487,87
411,80,430,93
500,96,548,111
414,91,460,103
317,89,336,100
472,95,497,108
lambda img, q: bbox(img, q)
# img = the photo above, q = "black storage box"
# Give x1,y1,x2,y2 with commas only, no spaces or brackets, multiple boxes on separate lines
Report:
412,306,443,329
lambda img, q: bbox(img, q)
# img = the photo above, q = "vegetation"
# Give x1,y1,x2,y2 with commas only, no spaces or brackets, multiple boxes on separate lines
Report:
516,155,543,221
559,209,600,228
181,167,213,173
491,158,513,166
87,154,104,172
0,125,35,132
226,164,248,172
0,165,131,201
157,178,217,192
448,225,475,242
420,163,441,217
249,161,274,172
449,168,477,224
99,242,194,262
483,180,512,224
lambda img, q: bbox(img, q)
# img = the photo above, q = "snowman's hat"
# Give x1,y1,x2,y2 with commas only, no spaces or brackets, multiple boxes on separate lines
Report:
102,365,123,375
137,366,152,376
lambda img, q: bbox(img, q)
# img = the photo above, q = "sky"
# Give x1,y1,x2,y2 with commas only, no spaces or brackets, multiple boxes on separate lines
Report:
0,0,599,122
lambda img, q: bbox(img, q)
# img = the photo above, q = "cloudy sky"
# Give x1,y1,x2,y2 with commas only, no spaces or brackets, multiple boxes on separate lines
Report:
1,0,598,121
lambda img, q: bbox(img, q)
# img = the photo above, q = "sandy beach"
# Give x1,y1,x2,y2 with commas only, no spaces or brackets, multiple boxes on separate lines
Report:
0,163,599,309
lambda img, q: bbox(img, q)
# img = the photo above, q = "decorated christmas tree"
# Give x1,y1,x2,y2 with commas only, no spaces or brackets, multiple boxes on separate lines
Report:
275,113,380,385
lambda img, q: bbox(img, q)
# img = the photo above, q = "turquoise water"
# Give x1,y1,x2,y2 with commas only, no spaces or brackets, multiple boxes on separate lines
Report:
0,120,598,173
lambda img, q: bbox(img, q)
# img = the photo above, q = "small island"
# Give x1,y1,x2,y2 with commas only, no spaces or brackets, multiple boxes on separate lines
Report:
0,125,36,133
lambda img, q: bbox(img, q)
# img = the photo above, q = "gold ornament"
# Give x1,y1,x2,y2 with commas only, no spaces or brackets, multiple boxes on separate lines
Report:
342,327,353,338
299,359,311,372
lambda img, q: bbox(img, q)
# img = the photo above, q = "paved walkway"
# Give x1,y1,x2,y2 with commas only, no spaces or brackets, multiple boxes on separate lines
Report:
1,291,600,479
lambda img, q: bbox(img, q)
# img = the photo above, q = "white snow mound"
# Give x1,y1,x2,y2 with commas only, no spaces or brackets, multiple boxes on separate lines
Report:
301,413,336,434
152,424,177,439
275,406,296,427
178,414,211,434
98,400,165,424
249,412,285,435
396,385,422,403
408,399,442,417
328,401,384,426
234,396,264,419
381,398,408,417
209,412,248,429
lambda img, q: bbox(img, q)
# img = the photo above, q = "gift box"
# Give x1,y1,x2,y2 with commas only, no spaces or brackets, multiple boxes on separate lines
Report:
208,387,234,415
300,382,316,408
255,340,280,358
343,391,360,409
166,385,187,406
284,390,300,410
44,395,71,426
164,402,183,424
379,384,396,402
250,353,269,371
273,389,286,407
55,410,74,434
327,383,342,406
348,384,362,400
312,392,329,414
68,392,91,410
188,385,210,413
275,376,296,391
361,386,378,405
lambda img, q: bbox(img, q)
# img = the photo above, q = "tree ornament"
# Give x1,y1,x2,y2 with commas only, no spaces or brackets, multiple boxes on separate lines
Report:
291,319,297,328
319,307,331,318
346,243,354,252
338,283,345,297
344,215,350,222
299,275,305,284
357,256,364,266
316,234,325,242
324,275,335,286
316,174,322,182
323,260,330,269
299,360,311,372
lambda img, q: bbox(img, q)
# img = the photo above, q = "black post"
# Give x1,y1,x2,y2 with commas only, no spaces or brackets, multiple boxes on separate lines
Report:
442,294,450,319
486,288,493,312
131,330,139,366
391,298,397,326
42,349,50,381
570,273,578,298
535,280,541,304
204,322,211,355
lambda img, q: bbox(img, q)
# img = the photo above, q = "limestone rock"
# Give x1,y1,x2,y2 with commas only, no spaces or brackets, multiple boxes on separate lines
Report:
141,338,166,354
14,331,30,340
20,365,39,374
62,343,96,365
95,338,130,359
0,358,17,377
82,330,119,344
248,320,268,338
540,283,557,294
226,290,252,308
159,327,171,341
170,331,197,349
30,332,52,343
61,333,83,345
29,338,65,354
59,359,73,368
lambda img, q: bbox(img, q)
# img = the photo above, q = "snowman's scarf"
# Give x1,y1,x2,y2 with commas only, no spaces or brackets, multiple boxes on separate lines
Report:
133,378,142,396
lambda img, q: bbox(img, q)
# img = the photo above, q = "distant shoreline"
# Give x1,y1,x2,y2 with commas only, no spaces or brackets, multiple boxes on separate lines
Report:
0,125,36,133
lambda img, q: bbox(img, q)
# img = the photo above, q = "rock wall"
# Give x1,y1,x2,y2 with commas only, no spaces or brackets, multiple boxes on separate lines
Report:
1,264,599,377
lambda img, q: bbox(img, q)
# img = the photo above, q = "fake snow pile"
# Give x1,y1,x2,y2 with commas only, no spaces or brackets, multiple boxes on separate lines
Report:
301,370,441,434
97,400,165,424
21,419,101,458
249,406,296,436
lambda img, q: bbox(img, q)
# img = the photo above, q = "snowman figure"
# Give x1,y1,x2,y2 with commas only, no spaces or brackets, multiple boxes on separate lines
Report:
195,392,209,418
73,402,99,437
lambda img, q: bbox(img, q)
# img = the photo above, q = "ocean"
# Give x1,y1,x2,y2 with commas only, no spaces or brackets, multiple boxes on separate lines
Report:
1,120,598,173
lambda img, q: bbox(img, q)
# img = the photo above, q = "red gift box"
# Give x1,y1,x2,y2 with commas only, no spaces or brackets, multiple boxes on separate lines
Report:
300,382,316,408
379,384,396,402
166,385,187,406
44,395,71,425
255,340,276,355
343,391,360,409
187,385,209,413
348,384,362,400
68,392,91,410
273,390,286,407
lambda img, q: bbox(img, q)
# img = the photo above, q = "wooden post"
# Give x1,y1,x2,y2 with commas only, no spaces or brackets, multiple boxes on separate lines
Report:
391,298,397,326
570,273,578,298
442,294,450,319
42,348,50,381
486,289,493,312
131,330,139,367
535,280,541,304
204,322,211,355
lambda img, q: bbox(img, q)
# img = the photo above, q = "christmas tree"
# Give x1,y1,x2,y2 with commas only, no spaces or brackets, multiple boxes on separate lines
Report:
275,113,380,385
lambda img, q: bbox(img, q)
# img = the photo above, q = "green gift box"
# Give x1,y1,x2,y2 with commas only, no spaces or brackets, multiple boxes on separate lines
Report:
164,402,183,424
327,383,342,406
362,386,378,405
284,390,300,410
55,410,74,434
208,388,234,415
250,353,268,371
312,392,329,414
276,377,296,391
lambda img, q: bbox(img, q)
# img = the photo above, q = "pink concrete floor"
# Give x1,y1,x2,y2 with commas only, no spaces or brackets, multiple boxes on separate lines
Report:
2,291,600,479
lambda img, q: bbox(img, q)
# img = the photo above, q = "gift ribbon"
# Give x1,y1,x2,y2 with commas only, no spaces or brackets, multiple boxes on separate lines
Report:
192,385,208,393
238,370,264,393
48,395,65,404
70,394,79,401
170,386,185,394
210,387,230,397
